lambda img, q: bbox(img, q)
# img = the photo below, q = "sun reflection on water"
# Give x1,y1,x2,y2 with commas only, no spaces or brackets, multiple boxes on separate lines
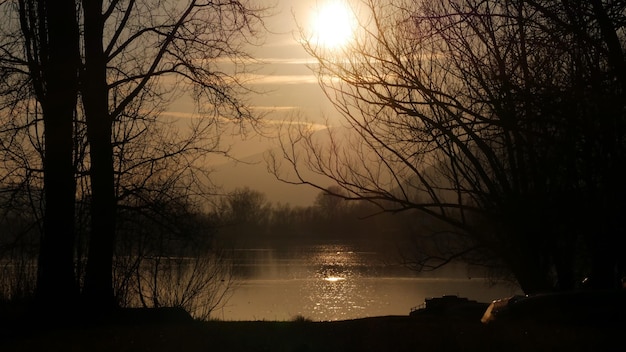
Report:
221,244,522,321
299,245,377,321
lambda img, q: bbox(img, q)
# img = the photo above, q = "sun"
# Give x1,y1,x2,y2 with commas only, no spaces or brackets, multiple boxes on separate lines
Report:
310,1,356,49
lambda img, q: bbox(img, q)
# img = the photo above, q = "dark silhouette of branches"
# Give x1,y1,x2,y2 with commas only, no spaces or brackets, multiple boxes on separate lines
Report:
271,0,626,294
78,0,266,307
0,0,267,312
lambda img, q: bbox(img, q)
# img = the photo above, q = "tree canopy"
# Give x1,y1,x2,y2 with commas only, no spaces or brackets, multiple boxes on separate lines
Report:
272,0,626,294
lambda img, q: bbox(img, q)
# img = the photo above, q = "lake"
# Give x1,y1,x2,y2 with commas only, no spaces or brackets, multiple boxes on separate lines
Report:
215,243,521,321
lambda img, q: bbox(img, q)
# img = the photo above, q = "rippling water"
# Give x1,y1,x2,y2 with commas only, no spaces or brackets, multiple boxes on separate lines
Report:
217,243,520,321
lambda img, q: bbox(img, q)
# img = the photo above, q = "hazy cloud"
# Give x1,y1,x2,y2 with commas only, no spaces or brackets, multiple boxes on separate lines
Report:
247,74,318,85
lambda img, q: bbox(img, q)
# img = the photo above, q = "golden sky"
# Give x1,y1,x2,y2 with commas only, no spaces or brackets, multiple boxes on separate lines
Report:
167,0,352,206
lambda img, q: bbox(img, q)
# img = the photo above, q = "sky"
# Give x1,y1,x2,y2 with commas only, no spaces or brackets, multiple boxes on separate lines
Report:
170,0,350,207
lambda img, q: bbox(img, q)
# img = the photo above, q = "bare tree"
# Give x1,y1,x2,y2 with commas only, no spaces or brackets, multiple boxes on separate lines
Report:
218,187,271,233
271,0,626,293
112,186,232,320
78,0,266,307
313,185,349,221
0,29,45,299
7,0,82,307
0,0,266,311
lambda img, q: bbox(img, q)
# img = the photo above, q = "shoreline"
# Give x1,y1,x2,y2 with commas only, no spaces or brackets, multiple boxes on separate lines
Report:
2,311,623,352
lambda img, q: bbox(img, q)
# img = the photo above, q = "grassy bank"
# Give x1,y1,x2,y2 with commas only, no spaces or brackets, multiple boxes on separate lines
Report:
1,312,623,352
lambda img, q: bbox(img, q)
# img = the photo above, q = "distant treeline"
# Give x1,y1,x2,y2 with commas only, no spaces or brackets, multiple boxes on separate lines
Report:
0,185,436,262
212,186,448,247
0,183,467,307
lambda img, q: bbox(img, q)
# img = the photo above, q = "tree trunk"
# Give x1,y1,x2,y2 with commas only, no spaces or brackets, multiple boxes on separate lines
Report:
589,229,619,290
500,227,553,295
81,0,117,308
507,256,552,295
32,0,81,308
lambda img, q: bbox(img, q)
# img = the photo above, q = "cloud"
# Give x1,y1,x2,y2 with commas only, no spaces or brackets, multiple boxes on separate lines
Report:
262,118,329,132
245,74,318,85
249,106,300,111
259,57,318,65
159,111,201,119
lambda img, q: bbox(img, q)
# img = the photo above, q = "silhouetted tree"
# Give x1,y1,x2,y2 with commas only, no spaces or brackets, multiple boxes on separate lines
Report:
313,186,349,221
1,0,266,310
0,189,39,301
219,187,270,232
79,0,265,308
11,0,82,307
272,0,626,293
113,190,230,320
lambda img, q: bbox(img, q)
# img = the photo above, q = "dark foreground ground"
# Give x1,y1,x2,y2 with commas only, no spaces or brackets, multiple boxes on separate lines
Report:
1,307,624,352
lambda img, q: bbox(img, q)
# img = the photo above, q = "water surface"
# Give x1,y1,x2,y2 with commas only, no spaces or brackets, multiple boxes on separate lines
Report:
216,243,520,321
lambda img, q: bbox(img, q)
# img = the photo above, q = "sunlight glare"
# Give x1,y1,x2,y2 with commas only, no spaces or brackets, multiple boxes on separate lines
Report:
323,276,346,282
310,1,356,49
